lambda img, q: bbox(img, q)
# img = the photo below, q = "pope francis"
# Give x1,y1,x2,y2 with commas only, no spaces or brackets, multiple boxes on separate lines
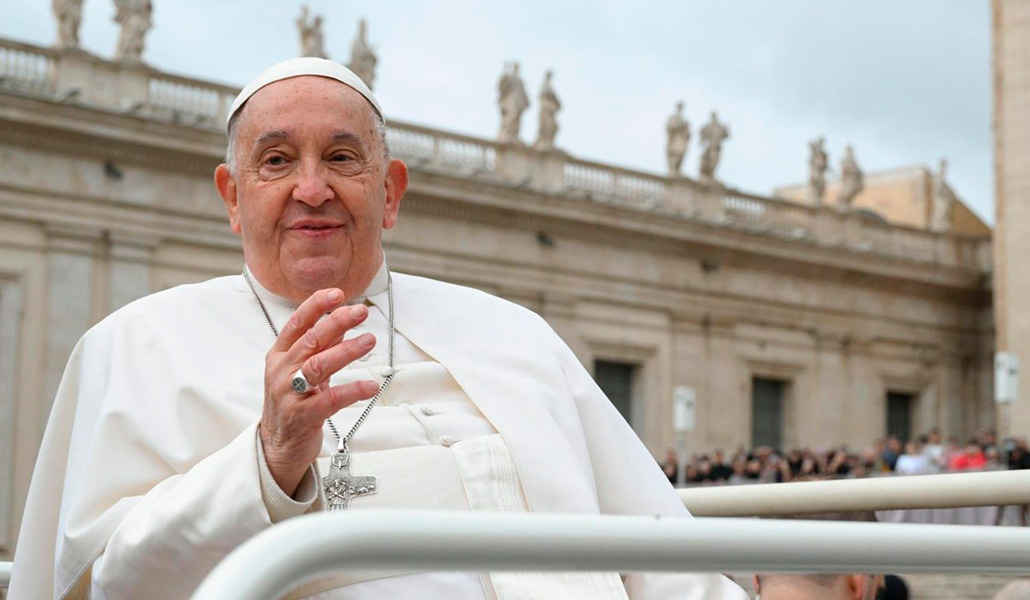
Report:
9,58,747,599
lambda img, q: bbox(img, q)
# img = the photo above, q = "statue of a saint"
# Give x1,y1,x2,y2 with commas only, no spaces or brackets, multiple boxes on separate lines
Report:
53,0,83,49
929,157,954,232
665,101,690,176
497,61,529,144
837,145,864,207
534,70,561,150
347,19,377,89
698,111,730,184
113,0,153,63
808,137,829,204
296,5,327,59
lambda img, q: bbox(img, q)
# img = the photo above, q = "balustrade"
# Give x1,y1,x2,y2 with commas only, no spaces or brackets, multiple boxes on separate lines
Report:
0,41,54,94
0,37,991,272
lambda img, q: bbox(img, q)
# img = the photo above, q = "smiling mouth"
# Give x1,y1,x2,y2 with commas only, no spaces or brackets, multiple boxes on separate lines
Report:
290,224,343,237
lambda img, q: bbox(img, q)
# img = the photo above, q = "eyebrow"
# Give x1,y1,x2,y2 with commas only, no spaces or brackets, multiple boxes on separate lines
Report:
330,131,367,150
251,130,367,151
255,129,289,146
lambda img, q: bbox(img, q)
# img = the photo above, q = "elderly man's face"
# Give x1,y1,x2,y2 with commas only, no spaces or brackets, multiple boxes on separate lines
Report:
215,76,407,302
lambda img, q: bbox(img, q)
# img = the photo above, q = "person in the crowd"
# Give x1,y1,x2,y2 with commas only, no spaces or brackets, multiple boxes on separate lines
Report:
949,440,988,471
661,448,679,486
709,449,733,482
882,436,903,471
922,428,947,473
880,575,910,600
1009,438,1030,470
894,440,929,475
728,458,750,485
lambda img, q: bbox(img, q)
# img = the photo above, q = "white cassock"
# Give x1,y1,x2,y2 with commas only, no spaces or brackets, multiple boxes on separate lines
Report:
10,260,747,599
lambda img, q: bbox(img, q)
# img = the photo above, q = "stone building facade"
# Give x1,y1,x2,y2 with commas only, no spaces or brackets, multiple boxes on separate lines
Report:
775,164,992,237
0,38,994,561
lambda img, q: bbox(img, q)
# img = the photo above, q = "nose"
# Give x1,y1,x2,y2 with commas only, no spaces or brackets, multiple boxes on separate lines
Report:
292,160,334,207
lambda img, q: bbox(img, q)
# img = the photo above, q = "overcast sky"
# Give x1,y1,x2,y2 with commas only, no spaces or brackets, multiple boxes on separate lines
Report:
5,1,993,222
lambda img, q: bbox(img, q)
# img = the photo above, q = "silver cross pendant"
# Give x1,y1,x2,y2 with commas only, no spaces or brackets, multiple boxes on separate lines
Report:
322,450,378,511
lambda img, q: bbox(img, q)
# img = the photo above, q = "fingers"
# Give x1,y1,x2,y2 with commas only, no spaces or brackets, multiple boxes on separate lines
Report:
272,288,346,352
300,332,377,387
309,380,380,421
288,304,371,367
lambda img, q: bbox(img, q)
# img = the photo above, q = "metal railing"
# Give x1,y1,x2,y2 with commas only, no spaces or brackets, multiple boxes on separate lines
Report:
678,469,1030,517
4,471,1027,593
191,510,1030,600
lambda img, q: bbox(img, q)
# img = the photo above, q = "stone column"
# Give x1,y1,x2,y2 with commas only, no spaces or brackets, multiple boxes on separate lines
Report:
106,233,153,313
0,280,25,554
42,226,98,413
993,0,1030,437
671,319,709,454
812,333,848,448
701,316,743,450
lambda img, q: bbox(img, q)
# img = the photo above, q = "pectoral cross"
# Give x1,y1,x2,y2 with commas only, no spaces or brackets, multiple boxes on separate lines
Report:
322,451,378,511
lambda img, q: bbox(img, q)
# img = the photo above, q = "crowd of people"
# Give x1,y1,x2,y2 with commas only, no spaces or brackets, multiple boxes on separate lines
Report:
661,428,1030,486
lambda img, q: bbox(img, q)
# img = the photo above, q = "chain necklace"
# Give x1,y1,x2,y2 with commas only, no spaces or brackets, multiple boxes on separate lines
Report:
243,268,395,510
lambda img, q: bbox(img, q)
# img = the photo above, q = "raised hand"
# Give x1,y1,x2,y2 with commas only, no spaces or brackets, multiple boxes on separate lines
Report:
259,288,378,496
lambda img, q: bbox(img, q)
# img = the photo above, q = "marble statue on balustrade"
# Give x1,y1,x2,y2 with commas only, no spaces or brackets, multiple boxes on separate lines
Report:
113,0,152,63
347,19,377,90
497,61,529,144
665,101,690,176
698,111,730,184
930,157,954,232
296,5,327,59
52,0,83,49
534,70,561,151
808,136,828,205
837,145,864,207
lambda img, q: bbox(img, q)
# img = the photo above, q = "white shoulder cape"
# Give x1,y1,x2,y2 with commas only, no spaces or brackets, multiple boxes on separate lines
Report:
10,272,745,599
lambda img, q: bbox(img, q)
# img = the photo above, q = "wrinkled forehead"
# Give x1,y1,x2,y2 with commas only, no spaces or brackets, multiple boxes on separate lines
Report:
234,76,380,140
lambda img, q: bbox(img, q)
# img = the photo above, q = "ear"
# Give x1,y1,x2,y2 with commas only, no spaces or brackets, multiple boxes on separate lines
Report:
846,574,875,600
381,158,409,230
215,164,242,235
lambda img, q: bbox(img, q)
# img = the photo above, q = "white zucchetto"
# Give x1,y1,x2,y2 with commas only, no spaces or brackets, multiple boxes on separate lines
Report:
226,57,383,131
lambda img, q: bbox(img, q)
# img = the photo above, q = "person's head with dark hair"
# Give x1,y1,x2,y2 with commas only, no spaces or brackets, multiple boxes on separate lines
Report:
880,574,909,600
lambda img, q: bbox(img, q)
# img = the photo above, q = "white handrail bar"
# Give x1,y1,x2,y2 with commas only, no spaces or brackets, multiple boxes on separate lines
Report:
0,560,10,589
192,510,1030,600
678,470,1030,516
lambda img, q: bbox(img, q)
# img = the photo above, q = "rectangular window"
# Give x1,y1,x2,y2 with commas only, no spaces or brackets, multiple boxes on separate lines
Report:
594,360,637,428
752,377,786,450
886,391,915,443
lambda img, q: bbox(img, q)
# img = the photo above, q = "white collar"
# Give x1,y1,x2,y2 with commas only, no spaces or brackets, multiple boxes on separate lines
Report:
243,258,389,310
